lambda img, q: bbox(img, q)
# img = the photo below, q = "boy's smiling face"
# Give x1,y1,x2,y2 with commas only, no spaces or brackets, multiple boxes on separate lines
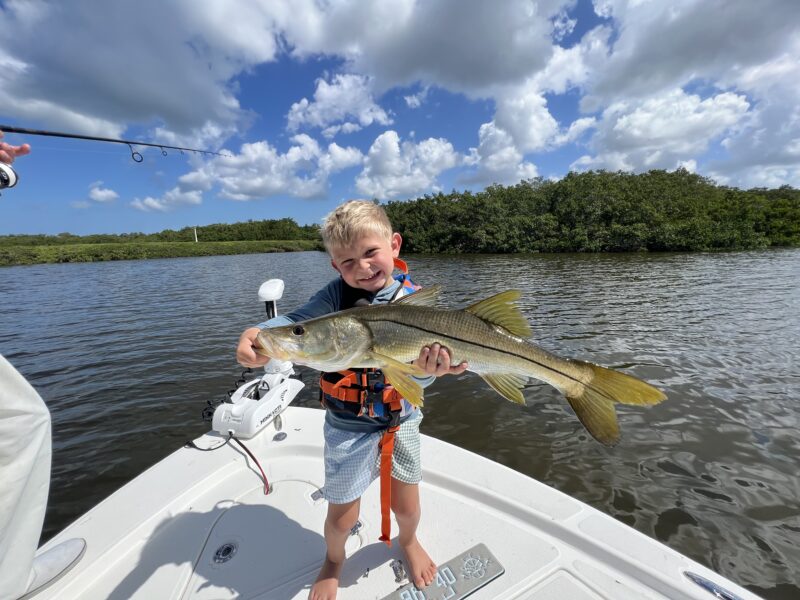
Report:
329,232,402,292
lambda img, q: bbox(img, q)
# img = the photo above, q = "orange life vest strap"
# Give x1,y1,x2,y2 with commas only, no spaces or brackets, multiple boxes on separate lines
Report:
378,423,400,545
319,369,405,544
320,371,365,403
332,372,360,389
319,371,404,411
377,396,402,545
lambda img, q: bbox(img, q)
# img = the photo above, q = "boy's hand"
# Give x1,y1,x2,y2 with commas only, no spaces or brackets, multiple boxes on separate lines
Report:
413,343,468,377
237,327,271,368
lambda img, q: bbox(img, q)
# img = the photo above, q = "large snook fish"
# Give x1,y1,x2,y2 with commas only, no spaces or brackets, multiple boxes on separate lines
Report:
256,285,666,445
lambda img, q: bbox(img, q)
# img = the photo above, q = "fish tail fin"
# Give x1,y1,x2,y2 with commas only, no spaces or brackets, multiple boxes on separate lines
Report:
583,362,667,406
566,395,619,446
566,362,667,446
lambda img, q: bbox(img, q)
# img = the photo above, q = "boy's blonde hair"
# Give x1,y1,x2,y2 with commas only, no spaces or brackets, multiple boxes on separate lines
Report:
321,200,394,252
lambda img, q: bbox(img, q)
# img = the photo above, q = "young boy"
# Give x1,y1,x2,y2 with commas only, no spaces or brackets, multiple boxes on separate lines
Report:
236,200,467,600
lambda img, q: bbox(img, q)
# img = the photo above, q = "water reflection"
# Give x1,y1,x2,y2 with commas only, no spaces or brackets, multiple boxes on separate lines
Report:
0,249,798,599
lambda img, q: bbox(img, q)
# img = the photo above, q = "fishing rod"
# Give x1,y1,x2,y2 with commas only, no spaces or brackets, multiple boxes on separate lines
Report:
0,124,228,191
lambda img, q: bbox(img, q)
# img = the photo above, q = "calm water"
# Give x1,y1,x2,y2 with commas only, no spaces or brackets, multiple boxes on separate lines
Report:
1,250,798,599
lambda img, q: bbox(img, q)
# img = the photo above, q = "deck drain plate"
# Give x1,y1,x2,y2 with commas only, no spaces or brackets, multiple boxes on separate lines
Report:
213,542,238,564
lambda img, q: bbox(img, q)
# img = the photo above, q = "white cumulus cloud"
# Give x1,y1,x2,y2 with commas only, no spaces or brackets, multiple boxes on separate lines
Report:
583,0,800,109
131,135,364,210
278,0,561,95
88,181,119,203
493,86,559,153
551,8,577,41
3,0,799,209
404,87,429,109
287,74,391,137
571,89,750,172
131,188,203,213
463,122,538,186
355,131,459,199
0,1,269,143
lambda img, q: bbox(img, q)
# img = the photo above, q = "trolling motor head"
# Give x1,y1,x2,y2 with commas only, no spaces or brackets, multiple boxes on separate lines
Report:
258,279,285,320
0,162,18,190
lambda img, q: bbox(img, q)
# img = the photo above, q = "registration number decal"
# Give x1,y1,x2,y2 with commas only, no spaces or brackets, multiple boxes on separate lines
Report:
381,543,504,600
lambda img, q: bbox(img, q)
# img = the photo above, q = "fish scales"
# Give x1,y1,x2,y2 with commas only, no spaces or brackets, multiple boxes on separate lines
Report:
255,286,667,445
358,305,589,395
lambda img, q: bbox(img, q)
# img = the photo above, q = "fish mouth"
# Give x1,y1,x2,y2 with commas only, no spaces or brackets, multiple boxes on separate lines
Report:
255,331,294,361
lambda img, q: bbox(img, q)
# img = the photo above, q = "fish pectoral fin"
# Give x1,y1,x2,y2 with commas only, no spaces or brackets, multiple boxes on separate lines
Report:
392,284,442,306
480,373,527,405
369,352,426,377
566,394,620,447
464,291,532,338
370,352,426,407
382,368,424,407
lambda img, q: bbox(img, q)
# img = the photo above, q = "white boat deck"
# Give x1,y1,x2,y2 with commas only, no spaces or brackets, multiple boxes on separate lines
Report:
35,407,760,600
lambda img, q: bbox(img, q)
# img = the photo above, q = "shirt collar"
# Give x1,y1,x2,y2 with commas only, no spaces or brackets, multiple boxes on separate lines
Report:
371,278,401,303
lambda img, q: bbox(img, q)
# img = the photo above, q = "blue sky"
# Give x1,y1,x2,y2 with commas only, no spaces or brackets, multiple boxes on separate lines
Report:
1,0,799,235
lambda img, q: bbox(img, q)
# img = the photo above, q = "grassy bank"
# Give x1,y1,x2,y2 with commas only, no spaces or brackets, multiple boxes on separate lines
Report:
0,240,323,267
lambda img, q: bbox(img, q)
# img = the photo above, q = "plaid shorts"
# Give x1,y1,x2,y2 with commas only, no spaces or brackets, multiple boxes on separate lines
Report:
321,409,423,505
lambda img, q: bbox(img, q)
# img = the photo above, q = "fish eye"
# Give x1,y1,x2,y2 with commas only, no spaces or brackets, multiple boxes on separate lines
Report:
292,325,305,336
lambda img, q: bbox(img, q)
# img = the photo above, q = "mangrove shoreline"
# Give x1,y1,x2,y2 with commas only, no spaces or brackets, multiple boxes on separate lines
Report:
2,170,798,266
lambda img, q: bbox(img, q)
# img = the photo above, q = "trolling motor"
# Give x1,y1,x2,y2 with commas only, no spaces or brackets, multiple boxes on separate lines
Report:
211,279,304,439
0,162,18,190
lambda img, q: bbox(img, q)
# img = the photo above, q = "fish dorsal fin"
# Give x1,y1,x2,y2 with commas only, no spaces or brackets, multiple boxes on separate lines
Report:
392,284,442,307
464,290,532,338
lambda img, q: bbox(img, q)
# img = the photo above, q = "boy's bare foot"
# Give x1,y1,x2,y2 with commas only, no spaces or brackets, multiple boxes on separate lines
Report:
309,556,343,600
401,537,437,589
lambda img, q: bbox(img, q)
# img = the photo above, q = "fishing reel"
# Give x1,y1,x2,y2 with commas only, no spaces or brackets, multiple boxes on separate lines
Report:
0,162,18,191
211,279,305,439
